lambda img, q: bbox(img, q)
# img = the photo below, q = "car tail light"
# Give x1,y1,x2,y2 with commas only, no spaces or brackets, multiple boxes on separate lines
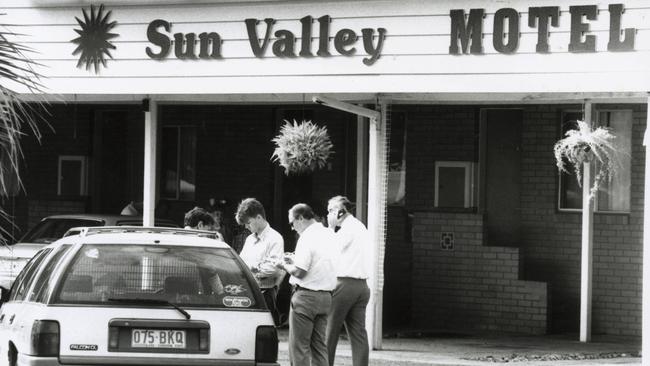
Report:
255,326,278,363
199,328,210,351
108,327,119,350
31,320,59,357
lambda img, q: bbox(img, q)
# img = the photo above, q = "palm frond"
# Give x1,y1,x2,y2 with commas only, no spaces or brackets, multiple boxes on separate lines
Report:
0,19,49,245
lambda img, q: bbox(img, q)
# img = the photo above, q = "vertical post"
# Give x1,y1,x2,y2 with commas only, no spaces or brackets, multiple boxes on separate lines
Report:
580,101,594,342
642,95,650,366
143,98,157,227
366,101,387,350
356,115,368,223
366,115,379,350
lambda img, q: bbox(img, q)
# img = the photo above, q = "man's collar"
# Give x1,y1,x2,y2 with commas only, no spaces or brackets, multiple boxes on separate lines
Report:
254,222,270,242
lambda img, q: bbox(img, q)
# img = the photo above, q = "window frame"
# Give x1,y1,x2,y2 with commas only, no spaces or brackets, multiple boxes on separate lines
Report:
160,126,197,201
434,161,475,209
557,109,632,214
29,245,73,303
57,155,88,196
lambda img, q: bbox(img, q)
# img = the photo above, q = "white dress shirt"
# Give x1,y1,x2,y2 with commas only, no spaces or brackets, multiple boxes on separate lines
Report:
333,215,369,279
239,223,284,289
290,222,336,291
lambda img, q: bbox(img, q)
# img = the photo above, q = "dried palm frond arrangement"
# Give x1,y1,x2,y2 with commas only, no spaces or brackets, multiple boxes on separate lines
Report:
271,120,334,175
553,120,623,197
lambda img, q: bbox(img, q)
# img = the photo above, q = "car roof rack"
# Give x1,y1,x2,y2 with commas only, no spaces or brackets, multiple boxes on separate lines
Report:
65,226,221,240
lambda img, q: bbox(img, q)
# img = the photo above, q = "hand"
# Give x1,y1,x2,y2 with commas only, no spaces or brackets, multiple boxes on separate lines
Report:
327,211,339,229
273,259,285,269
283,252,295,265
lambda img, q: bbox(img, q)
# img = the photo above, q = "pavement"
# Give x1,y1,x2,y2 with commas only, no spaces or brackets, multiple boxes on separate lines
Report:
276,329,642,366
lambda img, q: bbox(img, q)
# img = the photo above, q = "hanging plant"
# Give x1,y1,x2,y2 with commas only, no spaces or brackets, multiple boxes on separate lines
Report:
271,119,334,175
553,120,623,197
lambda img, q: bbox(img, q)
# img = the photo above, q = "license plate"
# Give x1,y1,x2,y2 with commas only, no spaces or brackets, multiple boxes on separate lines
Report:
131,329,186,349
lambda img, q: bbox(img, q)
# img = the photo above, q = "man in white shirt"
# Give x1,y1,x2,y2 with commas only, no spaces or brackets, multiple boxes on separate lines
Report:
325,196,370,366
236,198,285,325
277,203,336,366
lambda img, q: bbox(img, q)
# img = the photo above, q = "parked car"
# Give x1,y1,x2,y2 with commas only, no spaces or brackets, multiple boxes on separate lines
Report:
0,214,179,289
0,226,278,366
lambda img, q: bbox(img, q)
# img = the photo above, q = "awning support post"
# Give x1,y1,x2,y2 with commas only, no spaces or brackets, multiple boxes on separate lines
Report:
579,100,593,343
142,98,157,227
312,95,385,350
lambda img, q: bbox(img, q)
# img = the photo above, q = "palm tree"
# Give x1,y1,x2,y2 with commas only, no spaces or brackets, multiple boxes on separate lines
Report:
0,19,47,245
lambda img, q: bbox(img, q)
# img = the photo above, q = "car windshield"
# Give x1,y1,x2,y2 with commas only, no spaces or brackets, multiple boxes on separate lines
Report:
19,219,104,244
52,244,259,309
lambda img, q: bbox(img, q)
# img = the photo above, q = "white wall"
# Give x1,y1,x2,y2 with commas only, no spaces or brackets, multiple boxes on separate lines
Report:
3,0,649,94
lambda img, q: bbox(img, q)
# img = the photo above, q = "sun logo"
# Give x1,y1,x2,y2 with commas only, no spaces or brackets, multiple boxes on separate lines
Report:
71,4,118,73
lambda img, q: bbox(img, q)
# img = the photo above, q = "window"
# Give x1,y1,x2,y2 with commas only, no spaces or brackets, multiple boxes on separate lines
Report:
558,112,583,209
30,245,73,303
20,218,104,244
58,155,87,196
435,161,475,208
558,110,632,212
9,249,51,302
53,244,260,308
161,126,196,200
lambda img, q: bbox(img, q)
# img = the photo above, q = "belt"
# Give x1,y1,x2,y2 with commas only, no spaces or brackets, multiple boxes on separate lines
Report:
293,285,332,294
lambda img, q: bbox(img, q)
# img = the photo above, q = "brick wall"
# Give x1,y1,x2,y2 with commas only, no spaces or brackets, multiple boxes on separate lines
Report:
395,103,645,336
383,206,412,329
27,200,87,229
411,211,547,334
520,104,645,336
12,104,98,236
402,106,477,212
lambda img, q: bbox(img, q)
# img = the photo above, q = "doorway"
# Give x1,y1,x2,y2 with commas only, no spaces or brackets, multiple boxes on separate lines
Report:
481,109,522,247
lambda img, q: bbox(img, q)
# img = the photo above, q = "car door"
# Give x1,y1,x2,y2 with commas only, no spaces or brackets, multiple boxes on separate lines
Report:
0,248,52,358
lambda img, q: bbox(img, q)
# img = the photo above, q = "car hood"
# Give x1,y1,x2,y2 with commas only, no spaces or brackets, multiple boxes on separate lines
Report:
0,243,47,258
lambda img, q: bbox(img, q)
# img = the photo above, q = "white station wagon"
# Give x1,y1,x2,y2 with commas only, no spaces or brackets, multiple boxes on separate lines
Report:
0,227,278,366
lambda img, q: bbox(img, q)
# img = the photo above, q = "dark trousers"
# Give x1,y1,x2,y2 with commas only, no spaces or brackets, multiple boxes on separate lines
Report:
326,278,370,366
289,289,332,366
262,286,279,326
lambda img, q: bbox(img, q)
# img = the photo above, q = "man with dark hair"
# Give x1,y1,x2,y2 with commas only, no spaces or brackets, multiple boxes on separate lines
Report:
326,195,370,366
236,198,284,325
184,206,224,241
184,207,215,230
277,203,336,366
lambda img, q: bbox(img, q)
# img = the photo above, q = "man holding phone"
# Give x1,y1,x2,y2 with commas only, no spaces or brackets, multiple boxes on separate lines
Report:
325,195,370,366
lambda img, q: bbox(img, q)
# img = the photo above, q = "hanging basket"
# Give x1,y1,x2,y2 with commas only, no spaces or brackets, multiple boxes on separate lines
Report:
553,120,622,197
271,119,334,175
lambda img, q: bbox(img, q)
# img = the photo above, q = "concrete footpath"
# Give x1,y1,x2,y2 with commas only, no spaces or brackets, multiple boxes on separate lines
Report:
277,329,641,366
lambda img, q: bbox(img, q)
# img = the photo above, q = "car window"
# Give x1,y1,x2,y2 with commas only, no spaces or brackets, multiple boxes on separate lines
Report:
20,219,104,244
9,248,52,302
29,245,73,303
53,244,260,309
